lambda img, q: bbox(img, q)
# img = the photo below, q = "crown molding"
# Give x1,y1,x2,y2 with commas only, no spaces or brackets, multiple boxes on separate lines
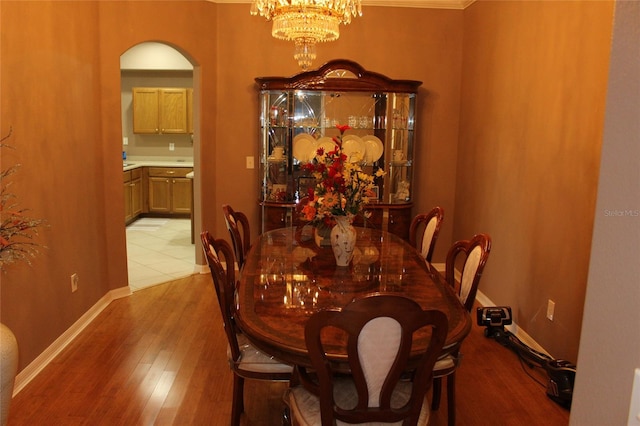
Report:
362,0,474,9
212,0,475,10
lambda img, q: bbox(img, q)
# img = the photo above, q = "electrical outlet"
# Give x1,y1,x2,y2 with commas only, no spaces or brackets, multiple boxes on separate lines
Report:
546,299,555,321
123,136,128,146
246,156,254,169
169,142,175,151
70,273,79,293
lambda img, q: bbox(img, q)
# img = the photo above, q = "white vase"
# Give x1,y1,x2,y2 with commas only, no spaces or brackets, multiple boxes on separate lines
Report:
330,216,356,267
0,323,18,426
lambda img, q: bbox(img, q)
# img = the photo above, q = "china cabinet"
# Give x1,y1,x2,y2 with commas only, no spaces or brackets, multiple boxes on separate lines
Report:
255,60,421,240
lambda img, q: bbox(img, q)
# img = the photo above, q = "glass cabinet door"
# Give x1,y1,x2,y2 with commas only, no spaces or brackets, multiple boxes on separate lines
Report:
260,91,291,203
385,93,416,204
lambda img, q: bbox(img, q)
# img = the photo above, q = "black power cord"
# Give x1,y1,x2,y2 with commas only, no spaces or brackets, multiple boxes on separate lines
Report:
477,307,576,409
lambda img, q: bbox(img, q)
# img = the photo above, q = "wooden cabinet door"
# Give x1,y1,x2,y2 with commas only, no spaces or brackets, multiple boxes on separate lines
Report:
387,206,412,241
159,88,188,134
132,88,160,134
124,181,133,223
187,88,194,134
352,206,383,230
171,178,192,214
262,205,291,232
147,167,193,215
131,177,143,217
148,177,171,213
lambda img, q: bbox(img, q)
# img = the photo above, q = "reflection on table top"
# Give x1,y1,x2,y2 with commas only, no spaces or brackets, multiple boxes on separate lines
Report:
235,226,471,367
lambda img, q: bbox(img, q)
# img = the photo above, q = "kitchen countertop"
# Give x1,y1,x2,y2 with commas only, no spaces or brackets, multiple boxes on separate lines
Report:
123,159,194,171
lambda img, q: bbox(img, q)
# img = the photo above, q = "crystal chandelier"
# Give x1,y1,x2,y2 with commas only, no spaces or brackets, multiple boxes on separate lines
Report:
250,0,363,70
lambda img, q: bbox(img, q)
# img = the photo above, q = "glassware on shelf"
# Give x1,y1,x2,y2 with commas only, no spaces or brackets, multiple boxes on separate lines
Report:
358,115,372,129
272,146,285,160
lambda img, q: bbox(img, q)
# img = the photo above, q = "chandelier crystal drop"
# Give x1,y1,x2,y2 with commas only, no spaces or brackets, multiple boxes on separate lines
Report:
294,39,317,71
250,0,363,70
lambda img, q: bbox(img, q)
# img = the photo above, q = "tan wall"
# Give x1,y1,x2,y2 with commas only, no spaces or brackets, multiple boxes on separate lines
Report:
0,0,219,369
0,0,614,375
213,5,464,259
1,0,112,367
458,0,614,361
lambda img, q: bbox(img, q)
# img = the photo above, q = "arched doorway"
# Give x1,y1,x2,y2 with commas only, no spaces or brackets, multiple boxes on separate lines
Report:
120,42,202,291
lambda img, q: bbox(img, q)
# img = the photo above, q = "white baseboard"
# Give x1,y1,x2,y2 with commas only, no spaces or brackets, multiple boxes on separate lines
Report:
193,263,208,274
12,285,132,396
432,262,551,357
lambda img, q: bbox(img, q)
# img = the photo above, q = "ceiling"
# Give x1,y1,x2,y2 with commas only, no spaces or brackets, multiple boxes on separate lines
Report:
213,0,475,10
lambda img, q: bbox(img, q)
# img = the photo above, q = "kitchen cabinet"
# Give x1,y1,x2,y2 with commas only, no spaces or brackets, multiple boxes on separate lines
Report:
124,168,143,224
255,59,421,240
187,88,194,134
147,167,193,215
132,87,189,134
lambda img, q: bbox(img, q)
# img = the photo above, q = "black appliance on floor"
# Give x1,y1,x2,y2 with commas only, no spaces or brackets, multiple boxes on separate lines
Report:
477,306,576,409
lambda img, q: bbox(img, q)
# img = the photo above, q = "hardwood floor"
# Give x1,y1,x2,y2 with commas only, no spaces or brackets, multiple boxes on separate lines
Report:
8,274,570,425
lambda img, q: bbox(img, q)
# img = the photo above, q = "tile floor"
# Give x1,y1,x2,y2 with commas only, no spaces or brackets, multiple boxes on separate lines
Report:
126,217,197,291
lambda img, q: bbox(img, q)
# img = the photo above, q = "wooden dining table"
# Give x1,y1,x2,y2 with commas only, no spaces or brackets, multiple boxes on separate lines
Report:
235,225,471,369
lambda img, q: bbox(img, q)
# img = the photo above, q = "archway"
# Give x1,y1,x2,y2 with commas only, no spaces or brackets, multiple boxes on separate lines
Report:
120,42,203,290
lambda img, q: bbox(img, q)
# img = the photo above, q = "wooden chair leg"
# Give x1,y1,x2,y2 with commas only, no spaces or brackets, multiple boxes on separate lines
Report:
432,377,442,410
232,375,245,426
447,373,456,426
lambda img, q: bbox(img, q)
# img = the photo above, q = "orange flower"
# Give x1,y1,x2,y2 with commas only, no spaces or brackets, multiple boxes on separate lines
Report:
302,204,317,221
322,191,340,208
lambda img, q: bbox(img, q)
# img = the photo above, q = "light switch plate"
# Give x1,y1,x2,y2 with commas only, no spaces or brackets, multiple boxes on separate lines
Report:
246,156,254,169
123,136,128,146
169,142,175,151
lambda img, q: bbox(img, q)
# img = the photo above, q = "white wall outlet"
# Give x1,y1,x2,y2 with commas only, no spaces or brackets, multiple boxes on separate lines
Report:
546,299,555,321
246,156,254,169
123,136,128,146
169,142,175,151
70,273,79,293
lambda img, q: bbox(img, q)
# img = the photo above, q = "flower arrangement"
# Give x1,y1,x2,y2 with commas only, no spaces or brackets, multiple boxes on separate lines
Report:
300,124,385,228
0,128,47,269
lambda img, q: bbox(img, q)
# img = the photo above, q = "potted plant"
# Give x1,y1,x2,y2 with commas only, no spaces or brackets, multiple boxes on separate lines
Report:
0,128,46,425
300,125,384,266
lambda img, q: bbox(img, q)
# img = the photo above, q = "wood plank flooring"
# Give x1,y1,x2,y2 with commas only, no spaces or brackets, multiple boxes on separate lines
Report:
7,274,570,425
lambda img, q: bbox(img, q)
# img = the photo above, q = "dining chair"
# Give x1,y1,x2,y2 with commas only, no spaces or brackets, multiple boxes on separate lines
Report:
285,293,448,426
200,231,292,426
222,204,251,269
409,206,444,263
432,232,492,426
